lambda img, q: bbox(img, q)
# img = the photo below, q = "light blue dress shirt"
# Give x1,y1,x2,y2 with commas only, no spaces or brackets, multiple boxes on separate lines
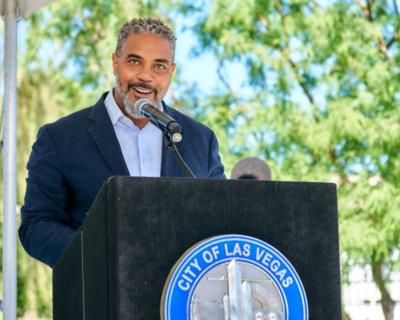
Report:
104,91,163,177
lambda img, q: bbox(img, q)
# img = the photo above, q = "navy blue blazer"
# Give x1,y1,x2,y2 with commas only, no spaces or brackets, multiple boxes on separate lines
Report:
19,93,225,267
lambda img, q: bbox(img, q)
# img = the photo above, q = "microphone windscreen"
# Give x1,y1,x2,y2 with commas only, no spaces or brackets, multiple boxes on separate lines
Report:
133,98,153,116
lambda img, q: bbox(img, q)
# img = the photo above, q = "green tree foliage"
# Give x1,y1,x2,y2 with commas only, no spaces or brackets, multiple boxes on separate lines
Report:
174,0,400,318
3,0,399,318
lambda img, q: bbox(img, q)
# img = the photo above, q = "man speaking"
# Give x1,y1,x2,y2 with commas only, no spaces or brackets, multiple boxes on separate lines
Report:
19,17,225,267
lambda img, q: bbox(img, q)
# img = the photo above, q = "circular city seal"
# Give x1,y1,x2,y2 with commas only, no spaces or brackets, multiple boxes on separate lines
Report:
161,234,308,320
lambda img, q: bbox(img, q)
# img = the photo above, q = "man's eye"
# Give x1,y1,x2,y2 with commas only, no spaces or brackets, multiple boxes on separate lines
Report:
128,59,140,65
154,64,168,71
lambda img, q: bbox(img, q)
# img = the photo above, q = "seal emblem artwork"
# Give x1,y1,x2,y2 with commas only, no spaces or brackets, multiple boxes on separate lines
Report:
161,234,308,320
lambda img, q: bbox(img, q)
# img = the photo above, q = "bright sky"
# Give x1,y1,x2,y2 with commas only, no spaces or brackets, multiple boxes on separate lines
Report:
172,19,248,99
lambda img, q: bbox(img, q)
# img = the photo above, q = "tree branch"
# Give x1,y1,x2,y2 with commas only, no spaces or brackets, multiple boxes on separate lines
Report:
366,0,375,21
287,57,315,105
355,0,396,61
377,37,391,59
270,0,316,106
386,32,398,49
393,0,400,16
328,146,337,163
257,9,316,106
216,62,235,94
355,0,374,21
371,258,395,319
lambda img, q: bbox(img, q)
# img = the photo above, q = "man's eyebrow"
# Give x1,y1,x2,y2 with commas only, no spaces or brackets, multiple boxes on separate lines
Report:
126,53,170,63
126,53,142,60
125,54,172,64
154,58,171,64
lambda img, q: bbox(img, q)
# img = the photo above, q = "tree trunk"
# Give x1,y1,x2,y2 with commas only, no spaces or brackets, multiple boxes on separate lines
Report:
371,260,395,320
342,308,352,320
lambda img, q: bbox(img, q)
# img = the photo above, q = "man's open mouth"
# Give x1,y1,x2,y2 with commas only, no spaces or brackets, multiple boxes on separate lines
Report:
133,86,153,94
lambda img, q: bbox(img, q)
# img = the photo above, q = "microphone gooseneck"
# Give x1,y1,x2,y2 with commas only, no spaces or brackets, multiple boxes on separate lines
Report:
130,98,195,178
129,98,196,178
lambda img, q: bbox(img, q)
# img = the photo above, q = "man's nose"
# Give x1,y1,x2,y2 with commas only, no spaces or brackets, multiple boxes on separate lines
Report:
136,65,154,82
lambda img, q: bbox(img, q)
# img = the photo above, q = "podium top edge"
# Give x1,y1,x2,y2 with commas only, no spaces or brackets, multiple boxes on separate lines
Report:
105,176,337,188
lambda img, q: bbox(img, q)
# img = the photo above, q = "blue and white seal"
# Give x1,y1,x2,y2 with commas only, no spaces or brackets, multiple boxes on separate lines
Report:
161,234,308,320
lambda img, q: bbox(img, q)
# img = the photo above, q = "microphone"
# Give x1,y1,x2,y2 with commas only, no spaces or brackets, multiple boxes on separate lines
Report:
133,98,182,143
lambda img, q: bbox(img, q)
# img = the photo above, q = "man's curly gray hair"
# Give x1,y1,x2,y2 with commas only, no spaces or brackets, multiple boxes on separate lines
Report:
115,17,176,60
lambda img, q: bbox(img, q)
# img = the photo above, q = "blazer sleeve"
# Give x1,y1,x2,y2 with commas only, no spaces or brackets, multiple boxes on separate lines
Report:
19,126,75,267
208,130,226,179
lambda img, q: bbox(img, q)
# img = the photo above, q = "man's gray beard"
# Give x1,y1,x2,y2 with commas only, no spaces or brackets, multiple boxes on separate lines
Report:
121,93,146,119
114,77,164,118
114,81,146,119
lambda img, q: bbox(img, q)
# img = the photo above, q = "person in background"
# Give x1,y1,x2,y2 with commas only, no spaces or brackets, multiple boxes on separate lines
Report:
230,157,271,180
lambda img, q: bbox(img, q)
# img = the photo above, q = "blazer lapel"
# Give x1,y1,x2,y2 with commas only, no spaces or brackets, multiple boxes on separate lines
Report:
87,94,129,176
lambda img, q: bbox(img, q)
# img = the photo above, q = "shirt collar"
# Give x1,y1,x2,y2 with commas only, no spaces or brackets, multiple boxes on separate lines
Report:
104,90,125,126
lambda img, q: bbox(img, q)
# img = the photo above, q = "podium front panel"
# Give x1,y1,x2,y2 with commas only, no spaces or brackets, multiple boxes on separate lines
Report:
54,177,341,320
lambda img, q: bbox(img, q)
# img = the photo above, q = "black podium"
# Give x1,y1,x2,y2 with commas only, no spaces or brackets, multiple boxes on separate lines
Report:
53,177,341,319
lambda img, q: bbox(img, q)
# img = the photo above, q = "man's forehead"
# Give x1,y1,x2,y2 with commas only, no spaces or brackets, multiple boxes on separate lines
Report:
121,33,174,61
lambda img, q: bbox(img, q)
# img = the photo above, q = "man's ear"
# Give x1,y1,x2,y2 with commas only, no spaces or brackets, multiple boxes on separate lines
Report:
112,53,118,75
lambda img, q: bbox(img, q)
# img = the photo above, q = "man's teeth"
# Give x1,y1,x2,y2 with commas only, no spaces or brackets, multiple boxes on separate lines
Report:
134,87,152,94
